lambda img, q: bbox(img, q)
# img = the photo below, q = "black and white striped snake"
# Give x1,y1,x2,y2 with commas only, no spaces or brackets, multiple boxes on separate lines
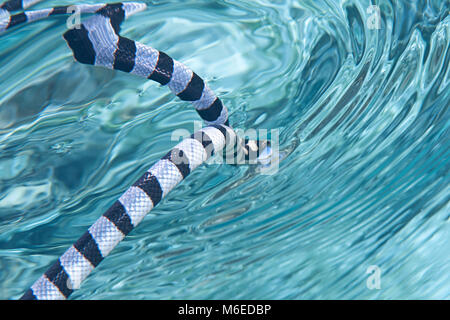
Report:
1,1,273,299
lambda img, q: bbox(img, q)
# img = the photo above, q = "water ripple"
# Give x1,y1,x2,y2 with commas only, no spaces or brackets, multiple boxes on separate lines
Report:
0,0,449,299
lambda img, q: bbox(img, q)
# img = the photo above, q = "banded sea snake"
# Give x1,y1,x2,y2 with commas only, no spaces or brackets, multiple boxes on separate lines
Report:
1,1,274,299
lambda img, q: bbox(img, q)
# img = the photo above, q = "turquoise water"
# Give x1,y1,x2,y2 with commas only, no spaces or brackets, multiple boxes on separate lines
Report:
0,0,449,299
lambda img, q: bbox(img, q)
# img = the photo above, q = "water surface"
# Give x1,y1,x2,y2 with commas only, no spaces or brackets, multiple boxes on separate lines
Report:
0,0,449,299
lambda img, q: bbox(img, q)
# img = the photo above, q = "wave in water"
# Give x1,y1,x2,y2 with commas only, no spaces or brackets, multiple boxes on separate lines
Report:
0,0,449,299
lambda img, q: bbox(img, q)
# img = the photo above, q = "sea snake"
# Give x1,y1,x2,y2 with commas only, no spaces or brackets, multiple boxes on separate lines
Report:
0,0,43,22
0,1,145,34
1,1,272,299
22,123,241,300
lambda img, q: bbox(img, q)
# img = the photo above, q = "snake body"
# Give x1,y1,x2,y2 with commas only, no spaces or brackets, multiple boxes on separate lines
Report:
0,0,42,14
21,123,239,300
0,1,270,299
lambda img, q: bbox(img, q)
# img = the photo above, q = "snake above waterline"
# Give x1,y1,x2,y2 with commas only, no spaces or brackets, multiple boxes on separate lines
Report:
0,1,276,299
